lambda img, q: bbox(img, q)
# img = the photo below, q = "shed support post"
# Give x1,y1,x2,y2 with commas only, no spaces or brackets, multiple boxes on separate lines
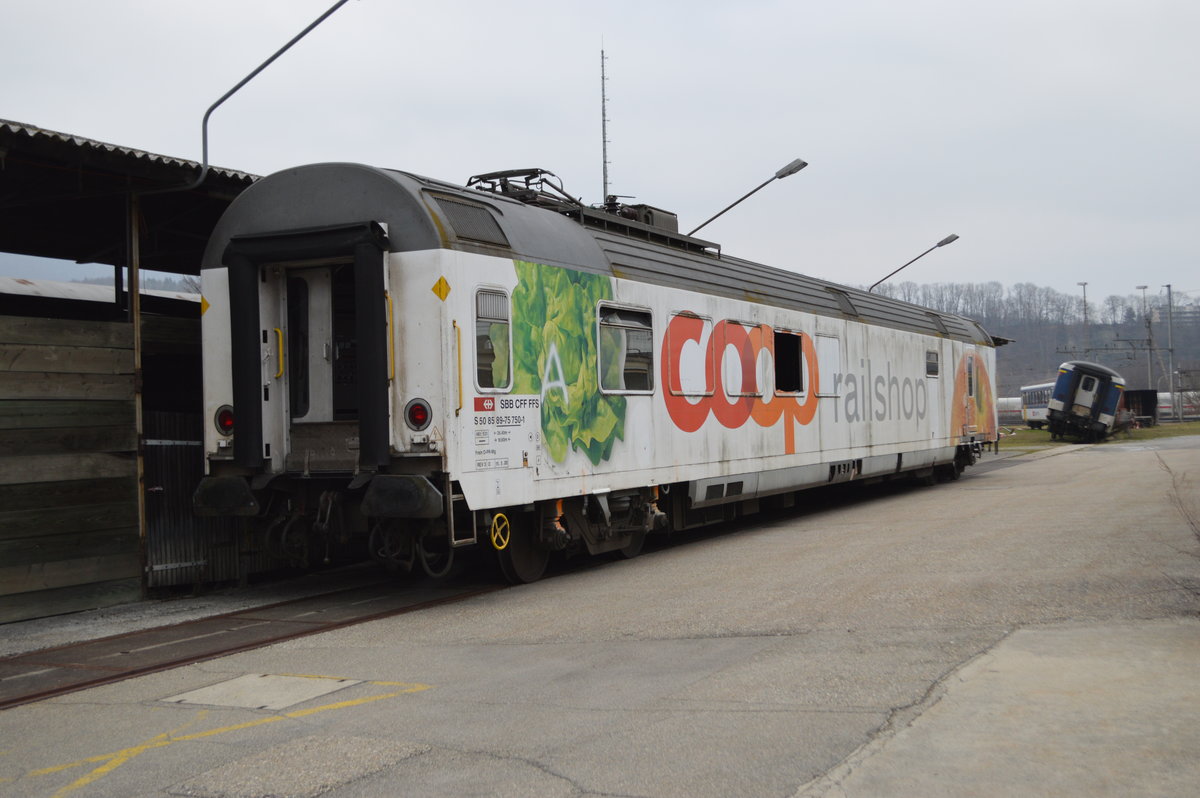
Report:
129,193,147,598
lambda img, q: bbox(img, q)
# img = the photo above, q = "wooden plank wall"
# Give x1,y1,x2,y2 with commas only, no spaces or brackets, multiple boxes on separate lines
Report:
0,316,141,623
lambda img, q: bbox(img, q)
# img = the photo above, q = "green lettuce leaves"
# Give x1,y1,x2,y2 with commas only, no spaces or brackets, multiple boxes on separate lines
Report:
511,260,626,465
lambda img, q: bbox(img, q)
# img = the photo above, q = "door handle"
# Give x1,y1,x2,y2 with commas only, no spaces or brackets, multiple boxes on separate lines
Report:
273,328,284,378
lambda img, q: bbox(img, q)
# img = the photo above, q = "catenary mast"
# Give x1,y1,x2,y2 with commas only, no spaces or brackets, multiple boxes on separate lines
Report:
601,48,610,201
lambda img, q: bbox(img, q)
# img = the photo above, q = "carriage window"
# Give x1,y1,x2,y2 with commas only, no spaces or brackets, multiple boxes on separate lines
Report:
475,289,511,390
774,330,804,394
926,350,939,377
599,306,653,392
967,356,976,398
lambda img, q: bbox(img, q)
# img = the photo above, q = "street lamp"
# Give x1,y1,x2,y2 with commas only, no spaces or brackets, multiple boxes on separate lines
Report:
687,158,808,237
868,234,959,293
1136,284,1151,387
1165,284,1177,421
144,0,354,196
1078,281,1089,355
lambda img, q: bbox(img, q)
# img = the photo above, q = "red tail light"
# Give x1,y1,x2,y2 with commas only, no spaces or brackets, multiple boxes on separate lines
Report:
405,399,431,430
215,405,235,435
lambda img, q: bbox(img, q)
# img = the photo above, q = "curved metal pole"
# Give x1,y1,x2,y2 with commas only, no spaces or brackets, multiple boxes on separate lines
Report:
868,234,959,293
144,0,354,195
687,158,807,237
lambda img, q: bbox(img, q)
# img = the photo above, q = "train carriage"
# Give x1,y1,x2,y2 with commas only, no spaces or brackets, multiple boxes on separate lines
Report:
1019,381,1054,429
1046,361,1125,442
194,164,1002,582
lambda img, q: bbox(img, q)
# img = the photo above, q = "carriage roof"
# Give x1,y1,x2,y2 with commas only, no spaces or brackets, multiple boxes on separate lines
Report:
202,162,997,347
1058,361,1125,381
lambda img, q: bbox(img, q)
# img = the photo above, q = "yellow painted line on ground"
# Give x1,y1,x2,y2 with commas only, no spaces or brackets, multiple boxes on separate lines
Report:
30,712,211,777
40,712,212,798
20,679,432,798
275,672,430,689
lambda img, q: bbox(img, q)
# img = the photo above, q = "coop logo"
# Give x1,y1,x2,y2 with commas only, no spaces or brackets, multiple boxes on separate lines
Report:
474,397,496,412
660,315,819,454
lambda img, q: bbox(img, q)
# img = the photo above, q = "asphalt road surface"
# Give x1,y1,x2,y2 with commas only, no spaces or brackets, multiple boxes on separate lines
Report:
1,437,1197,797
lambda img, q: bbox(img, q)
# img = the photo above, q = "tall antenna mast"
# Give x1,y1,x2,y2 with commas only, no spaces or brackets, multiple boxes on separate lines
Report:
600,47,610,200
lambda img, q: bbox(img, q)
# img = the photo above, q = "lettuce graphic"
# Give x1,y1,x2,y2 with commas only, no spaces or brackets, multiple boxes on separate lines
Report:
511,260,625,465
486,322,509,387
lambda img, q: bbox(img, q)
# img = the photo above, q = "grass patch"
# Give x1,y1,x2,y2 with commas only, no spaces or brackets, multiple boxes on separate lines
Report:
1119,419,1200,440
998,420,1200,454
997,428,1072,454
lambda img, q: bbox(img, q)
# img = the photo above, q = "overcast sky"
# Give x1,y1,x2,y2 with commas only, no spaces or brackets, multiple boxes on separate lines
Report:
2,0,1197,307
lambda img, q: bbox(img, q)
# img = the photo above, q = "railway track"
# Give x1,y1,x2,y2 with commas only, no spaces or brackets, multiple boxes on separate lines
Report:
0,579,500,711
0,453,1032,714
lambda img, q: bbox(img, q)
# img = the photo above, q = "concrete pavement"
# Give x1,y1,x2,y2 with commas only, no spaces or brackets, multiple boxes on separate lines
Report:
0,436,1197,797
799,619,1200,797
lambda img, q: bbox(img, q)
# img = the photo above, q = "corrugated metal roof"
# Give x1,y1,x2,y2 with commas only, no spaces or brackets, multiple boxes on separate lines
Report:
0,119,258,183
0,118,259,274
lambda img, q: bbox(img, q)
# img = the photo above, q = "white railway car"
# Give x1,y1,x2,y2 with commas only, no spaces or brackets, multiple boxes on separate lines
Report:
194,166,1001,582
1157,392,1200,421
996,396,1022,426
1019,381,1054,429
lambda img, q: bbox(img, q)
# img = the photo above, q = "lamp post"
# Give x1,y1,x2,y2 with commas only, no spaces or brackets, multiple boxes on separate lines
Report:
1165,284,1177,421
1136,284,1151,387
868,234,959,293
687,158,808,237
1077,281,1089,356
144,0,354,197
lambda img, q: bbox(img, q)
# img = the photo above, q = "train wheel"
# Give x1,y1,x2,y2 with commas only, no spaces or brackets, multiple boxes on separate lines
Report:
368,520,415,574
279,515,310,567
491,512,548,584
619,528,646,559
936,462,962,482
417,532,454,579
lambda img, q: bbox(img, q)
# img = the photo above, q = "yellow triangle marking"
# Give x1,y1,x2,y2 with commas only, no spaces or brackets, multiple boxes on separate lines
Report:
200,295,210,315
432,276,451,302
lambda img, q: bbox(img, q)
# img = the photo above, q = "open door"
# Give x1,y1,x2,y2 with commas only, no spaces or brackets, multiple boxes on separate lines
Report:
1074,374,1100,417
222,222,390,475
284,264,363,472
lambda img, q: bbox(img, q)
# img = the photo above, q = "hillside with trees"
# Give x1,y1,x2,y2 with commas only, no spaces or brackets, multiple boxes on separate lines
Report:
871,281,1200,398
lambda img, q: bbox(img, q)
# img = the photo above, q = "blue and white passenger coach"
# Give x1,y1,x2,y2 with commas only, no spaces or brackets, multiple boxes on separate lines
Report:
1047,361,1125,441
194,165,1003,582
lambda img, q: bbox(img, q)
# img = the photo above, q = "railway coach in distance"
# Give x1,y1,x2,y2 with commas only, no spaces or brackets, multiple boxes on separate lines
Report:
1046,361,1126,442
194,165,1002,583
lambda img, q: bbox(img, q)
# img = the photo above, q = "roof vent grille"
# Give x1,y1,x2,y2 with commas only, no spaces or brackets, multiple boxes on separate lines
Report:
432,196,509,247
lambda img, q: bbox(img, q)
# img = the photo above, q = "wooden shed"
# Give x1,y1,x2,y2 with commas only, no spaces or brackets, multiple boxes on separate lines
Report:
0,120,256,622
